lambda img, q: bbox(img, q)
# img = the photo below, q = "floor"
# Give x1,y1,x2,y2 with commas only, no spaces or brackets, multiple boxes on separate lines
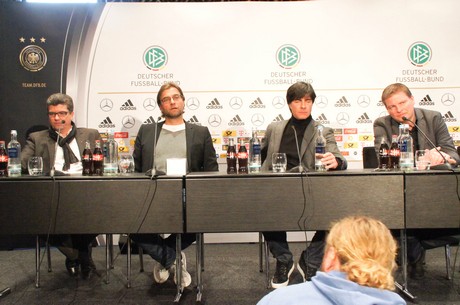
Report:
0,242,460,304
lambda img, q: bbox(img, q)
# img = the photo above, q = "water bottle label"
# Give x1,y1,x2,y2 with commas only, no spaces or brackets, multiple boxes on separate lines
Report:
315,146,326,154
252,144,261,154
8,148,18,158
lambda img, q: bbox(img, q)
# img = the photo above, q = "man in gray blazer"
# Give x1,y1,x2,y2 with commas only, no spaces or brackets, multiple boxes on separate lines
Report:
21,93,102,280
131,82,218,288
373,83,459,279
261,82,347,289
374,83,459,166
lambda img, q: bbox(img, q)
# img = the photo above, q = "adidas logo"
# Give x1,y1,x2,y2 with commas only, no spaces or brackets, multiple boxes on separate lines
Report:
99,117,116,128
316,113,330,124
273,114,284,122
187,115,201,125
356,113,372,124
206,98,223,109
334,96,351,107
144,116,156,124
120,99,136,110
249,97,265,109
228,114,244,126
419,95,434,106
442,111,457,122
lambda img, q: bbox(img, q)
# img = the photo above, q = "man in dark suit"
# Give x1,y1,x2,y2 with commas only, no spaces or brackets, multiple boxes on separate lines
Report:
374,82,459,167
132,82,218,288
373,83,459,279
261,82,347,289
21,93,102,279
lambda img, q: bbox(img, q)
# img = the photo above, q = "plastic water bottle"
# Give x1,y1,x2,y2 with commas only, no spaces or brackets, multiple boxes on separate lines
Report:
398,124,414,171
315,126,326,171
104,130,118,175
249,129,261,173
7,130,21,177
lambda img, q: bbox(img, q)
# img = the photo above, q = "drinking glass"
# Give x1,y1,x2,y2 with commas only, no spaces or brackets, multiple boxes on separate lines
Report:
272,153,287,173
118,154,134,174
28,156,43,176
415,150,431,170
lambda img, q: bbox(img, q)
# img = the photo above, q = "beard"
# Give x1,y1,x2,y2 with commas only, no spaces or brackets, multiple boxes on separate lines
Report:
162,108,184,119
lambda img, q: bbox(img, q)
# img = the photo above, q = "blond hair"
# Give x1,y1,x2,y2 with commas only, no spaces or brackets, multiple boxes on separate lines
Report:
326,216,397,290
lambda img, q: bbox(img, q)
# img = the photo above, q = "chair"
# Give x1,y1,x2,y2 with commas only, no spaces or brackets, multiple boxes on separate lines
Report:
421,236,460,280
362,146,378,169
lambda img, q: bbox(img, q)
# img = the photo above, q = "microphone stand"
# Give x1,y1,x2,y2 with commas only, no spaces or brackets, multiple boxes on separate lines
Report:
289,125,305,173
50,122,64,177
402,116,452,170
149,116,163,177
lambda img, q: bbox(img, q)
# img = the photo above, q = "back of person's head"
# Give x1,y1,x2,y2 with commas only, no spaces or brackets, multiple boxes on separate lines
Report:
326,216,397,290
46,93,74,112
381,83,412,106
286,81,316,104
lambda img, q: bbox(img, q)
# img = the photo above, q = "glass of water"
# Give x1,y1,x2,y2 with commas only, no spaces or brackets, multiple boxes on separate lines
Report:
118,154,134,174
272,153,287,173
28,156,43,176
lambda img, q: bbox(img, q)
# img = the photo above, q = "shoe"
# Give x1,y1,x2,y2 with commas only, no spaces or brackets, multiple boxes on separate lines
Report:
171,252,192,288
153,261,170,284
80,256,97,280
297,254,317,282
409,251,425,280
271,260,294,289
65,258,79,277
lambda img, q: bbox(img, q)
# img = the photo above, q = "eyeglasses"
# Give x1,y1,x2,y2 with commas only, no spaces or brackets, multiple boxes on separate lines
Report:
48,111,69,118
161,94,182,104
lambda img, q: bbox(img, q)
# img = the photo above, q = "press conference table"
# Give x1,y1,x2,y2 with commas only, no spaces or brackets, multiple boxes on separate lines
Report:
0,173,183,235
185,169,459,300
0,169,459,301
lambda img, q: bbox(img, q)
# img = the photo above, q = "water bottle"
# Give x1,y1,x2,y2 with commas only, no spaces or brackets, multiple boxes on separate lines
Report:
249,129,261,173
7,130,21,177
315,126,326,171
398,124,414,171
104,130,118,175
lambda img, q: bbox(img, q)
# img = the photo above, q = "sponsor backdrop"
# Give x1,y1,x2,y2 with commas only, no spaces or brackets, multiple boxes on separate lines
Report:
1,0,460,169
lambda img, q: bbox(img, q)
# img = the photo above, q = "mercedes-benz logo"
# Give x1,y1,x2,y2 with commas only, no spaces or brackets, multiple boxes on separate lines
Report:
143,98,156,111
315,95,328,108
379,111,388,117
122,115,136,129
272,96,285,109
357,95,371,108
208,114,222,127
336,112,350,125
441,93,455,106
100,99,113,112
229,97,243,110
187,97,200,110
251,113,265,127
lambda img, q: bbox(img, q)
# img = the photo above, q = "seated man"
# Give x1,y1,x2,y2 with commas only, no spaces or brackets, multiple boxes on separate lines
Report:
257,216,406,305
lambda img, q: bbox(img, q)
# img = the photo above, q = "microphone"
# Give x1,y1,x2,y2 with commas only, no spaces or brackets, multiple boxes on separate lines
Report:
50,120,65,177
289,125,306,173
402,116,452,170
148,116,165,176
